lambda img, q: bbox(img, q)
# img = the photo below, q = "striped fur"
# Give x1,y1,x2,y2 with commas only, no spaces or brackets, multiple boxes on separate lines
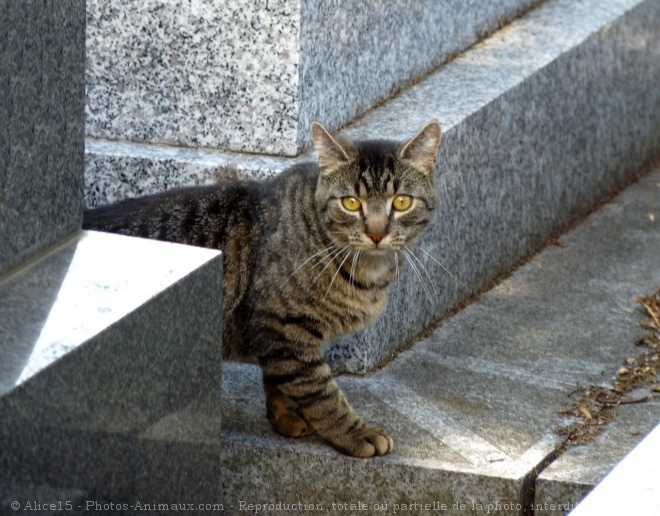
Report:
83,121,442,457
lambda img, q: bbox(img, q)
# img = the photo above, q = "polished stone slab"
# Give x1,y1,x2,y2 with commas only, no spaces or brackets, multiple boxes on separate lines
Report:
0,230,223,496
0,0,85,277
85,0,537,155
213,362,556,513
84,138,311,208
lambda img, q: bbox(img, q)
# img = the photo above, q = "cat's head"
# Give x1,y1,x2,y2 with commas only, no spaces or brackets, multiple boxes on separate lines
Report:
312,121,441,255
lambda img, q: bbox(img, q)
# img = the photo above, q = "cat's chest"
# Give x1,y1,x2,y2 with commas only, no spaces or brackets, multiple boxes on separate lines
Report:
320,286,389,339
353,258,394,286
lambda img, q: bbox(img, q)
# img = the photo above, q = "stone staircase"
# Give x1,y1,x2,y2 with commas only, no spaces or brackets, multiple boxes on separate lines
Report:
2,0,660,514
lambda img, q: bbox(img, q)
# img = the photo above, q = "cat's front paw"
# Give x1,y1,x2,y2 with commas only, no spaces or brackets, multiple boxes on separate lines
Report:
337,424,394,458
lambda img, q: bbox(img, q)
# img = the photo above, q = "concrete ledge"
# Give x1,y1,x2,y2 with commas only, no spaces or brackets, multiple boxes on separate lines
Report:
0,231,222,497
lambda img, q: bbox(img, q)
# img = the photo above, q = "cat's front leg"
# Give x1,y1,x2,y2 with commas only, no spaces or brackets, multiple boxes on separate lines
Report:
259,350,393,458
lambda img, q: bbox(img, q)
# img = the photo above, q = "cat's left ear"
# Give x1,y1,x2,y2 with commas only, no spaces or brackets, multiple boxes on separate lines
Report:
311,122,354,174
398,120,442,175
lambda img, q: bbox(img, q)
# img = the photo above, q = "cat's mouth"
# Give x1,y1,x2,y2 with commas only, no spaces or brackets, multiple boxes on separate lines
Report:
333,232,401,254
351,241,399,255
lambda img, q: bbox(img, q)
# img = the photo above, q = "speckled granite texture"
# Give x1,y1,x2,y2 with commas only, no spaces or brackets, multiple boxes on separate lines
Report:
84,138,312,207
86,0,301,155
0,231,223,497
0,0,85,277
85,0,537,155
297,0,538,153
214,363,555,513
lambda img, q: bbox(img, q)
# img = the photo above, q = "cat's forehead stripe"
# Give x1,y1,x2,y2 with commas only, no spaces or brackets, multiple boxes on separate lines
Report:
356,153,396,194
357,173,395,198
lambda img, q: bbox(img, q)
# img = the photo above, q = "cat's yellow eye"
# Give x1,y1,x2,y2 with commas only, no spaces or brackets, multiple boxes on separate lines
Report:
392,195,413,211
341,196,362,212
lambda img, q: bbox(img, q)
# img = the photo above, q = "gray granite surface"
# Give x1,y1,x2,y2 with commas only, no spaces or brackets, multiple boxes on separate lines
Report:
84,139,236,208
211,154,660,514
0,230,223,498
214,363,554,513
296,0,539,153
85,0,537,155
84,138,312,208
0,0,85,277
86,0,301,155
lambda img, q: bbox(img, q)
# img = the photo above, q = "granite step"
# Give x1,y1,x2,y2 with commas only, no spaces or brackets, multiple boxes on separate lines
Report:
143,148,660,515
0,231,223,502
86,0,540,155
86,0,660,375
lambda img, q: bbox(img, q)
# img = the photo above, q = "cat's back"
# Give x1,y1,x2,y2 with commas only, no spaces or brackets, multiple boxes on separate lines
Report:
83,181,262,249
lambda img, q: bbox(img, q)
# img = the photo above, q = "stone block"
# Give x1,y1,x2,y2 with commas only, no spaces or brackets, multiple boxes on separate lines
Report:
217,362,555,514
0,0,85,277
328,0,660,372
85,0,537,155
0,231,222,496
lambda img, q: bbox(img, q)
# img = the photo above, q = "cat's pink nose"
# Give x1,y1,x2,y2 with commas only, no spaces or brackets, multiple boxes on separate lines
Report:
366,233,386,244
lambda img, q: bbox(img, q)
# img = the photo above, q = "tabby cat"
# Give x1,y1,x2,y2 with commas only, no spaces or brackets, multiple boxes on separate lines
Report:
83,120,442,457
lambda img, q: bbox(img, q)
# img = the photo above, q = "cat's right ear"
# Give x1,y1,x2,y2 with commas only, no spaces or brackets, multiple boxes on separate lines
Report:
311,122,352,174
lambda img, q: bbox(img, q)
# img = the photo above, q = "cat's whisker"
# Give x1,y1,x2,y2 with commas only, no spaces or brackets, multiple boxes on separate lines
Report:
311,244,346,271
283,244,339,287
403,245,438,296
415,246,469,290
312,245,349,285
349,250,361,296
326,248,353,297
401,248,434,304
394,252,400,286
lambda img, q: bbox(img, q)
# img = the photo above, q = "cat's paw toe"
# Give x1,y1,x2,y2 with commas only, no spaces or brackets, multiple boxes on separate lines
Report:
344,425,394,458
270,411,314,438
